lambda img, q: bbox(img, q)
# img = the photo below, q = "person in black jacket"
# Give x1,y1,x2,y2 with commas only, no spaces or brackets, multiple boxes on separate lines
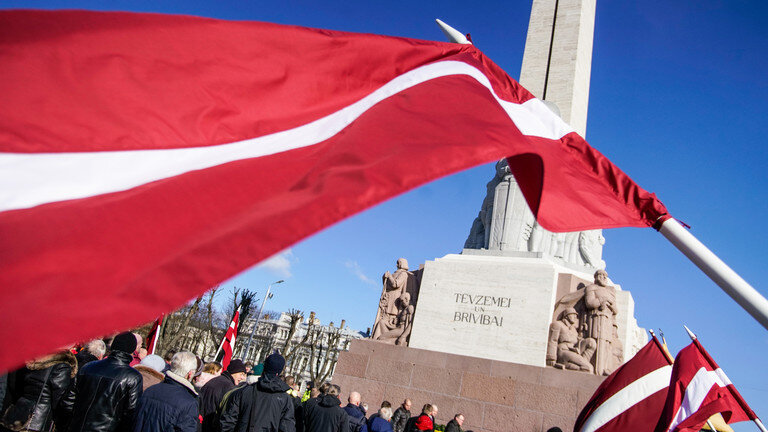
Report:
390,399,411,432
61,331,143,432
199,359,247,432
444,414,464,432
132,351,200,432
303,384,347,432
0,350,76,432
74,340,106,370
342,392,367,432
219,353,295,432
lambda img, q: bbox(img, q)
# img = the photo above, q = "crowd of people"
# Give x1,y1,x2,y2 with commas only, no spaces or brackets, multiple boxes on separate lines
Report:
0,331,468,432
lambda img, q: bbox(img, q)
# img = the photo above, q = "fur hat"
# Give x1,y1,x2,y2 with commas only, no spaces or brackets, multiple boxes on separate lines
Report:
111,332,137,354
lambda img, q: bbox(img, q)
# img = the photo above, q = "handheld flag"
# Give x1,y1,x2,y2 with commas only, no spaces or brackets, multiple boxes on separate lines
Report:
145,315,163,355
574,336,672,432
659,333,758,432
215,307,241,370
0,10,668,370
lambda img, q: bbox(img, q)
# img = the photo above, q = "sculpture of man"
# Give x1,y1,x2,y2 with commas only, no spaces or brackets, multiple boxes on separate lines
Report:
584,269,618,375
372,259,414,343
546,307,596,373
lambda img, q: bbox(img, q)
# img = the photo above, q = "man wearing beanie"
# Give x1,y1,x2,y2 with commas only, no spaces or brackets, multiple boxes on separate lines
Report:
220,353,296,432
59,331,144,431
199,359,247,432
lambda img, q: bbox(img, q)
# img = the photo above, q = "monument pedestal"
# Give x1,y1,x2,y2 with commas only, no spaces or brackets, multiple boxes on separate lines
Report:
333,339,604,432
408,251,646,369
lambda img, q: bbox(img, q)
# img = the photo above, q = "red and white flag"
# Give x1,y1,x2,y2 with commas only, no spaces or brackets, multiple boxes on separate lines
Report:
145,315,163,355
659,339,757,432
215,307,241,370
574,336,673,432
0,10,669,370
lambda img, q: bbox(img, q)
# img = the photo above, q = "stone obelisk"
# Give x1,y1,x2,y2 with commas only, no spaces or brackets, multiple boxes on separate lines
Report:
464,0,605,270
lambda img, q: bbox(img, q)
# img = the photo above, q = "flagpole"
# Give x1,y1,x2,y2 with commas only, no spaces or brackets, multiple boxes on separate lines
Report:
683,326,768,432
659,218,768,331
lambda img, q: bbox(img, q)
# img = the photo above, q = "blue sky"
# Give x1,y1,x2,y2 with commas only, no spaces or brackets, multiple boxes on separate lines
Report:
6,0,768,427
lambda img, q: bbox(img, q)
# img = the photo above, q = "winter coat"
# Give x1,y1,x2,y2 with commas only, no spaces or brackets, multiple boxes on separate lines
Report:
302,394,348,432
131,371,199,432
219,374,295,432
444,419,461,432
0,352,76,432
199,371,238,432
369,416,393,432
342,404,367,432
133,366,165,391
413,414,433,432
62,350,143,432
390,408,410,432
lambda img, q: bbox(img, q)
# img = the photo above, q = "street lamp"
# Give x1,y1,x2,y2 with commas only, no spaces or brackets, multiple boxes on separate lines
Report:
243,280,284,361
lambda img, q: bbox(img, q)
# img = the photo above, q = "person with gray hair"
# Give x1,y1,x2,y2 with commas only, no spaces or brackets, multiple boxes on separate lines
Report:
75,339,106,369
303,384,348,432
368,407,393,432
131,351,201,432
444,413,464,432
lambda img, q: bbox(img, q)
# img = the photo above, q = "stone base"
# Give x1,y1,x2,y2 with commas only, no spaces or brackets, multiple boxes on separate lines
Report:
407,253,646,369
332,339,604,432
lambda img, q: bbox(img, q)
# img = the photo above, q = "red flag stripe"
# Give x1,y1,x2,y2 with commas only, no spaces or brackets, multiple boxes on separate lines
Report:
691,340,757,421
0,60,569,213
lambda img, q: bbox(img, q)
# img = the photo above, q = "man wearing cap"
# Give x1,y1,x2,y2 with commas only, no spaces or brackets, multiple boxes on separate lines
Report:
132,351,201,432
219,353,296,432
200,359,247,432
60,331,144,431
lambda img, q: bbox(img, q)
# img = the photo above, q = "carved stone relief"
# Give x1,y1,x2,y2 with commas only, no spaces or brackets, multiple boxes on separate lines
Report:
371,258,420,346
547,270,620,375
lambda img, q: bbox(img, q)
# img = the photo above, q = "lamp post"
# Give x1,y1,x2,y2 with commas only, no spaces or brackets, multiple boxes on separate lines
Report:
242,280,284,361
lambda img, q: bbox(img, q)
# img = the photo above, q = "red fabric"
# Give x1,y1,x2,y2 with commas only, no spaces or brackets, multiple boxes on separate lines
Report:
217,310,240,370
574,337,672,432
145,316,163,355
415,414,433,431
659,340,757,432
0,10,669,371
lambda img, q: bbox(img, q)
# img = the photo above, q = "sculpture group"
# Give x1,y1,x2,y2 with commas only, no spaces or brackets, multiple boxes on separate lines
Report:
546,270,621,375
371,258,419,346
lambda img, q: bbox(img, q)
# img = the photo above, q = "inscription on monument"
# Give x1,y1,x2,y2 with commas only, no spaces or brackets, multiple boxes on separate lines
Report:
452,292,512,327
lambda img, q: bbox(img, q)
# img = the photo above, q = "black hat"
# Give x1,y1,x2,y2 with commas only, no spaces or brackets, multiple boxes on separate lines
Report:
110,332,137,354
227,359,247,374
263,352,285,377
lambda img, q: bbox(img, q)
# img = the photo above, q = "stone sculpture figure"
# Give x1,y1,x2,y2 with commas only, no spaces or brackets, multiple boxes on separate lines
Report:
547,270,622,376
372,258,418,345
464,160,510,249
584,269,619,375
546,307,596,373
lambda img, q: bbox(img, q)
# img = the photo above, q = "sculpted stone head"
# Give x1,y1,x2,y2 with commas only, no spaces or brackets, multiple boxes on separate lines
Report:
397,258,408,270
594,269,609,286
563,307,578,325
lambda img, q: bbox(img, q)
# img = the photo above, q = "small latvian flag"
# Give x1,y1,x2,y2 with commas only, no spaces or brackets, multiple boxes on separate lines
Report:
215,306,241,369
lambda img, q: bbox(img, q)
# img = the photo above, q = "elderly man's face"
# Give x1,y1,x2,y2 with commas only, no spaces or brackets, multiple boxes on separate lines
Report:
404,400,412,410
232,372,247,385
456,415,465,426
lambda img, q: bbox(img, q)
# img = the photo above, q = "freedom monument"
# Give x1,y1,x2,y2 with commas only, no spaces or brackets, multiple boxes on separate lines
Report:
333,0,647,430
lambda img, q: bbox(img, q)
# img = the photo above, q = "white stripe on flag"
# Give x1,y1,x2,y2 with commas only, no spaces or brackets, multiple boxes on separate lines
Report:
580,365,672,432
0,60,573,213
667,367,730,432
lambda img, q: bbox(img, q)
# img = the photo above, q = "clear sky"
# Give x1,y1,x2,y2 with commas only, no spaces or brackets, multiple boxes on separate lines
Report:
6,0,768,428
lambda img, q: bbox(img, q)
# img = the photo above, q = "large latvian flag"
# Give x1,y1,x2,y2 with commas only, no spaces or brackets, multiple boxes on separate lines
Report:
574,336,673,432
659,339,758,432
215,307,241,370
0,10,669,371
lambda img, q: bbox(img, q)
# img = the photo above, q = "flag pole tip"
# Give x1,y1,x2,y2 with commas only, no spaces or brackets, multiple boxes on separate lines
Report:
683,325,697,340
434,18,471,44
648,329,656,337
